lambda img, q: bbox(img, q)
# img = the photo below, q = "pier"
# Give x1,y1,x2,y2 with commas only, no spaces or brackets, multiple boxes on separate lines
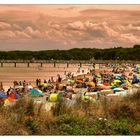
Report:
0,60,139,68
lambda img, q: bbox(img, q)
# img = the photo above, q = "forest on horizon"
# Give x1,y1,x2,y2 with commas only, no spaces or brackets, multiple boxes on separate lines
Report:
0,44,140,61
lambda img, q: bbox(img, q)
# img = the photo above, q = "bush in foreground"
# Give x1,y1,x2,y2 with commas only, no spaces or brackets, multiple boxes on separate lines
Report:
1,91,140,135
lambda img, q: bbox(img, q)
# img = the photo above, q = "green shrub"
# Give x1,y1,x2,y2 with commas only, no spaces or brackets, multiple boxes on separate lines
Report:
25,118,38,134
134,124,140,135
109,104,134,120
111,119,132,135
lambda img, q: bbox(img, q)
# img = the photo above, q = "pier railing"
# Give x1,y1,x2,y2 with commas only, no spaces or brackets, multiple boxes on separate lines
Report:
0,60,139,68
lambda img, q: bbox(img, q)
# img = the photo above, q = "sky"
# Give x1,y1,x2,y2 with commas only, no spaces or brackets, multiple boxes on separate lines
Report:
0,5,140,51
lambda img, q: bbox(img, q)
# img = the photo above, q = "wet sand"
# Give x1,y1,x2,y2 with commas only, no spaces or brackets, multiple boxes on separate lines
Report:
0,63,93,88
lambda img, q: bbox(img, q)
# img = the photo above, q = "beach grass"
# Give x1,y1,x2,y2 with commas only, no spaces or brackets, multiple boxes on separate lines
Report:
0,90,140,135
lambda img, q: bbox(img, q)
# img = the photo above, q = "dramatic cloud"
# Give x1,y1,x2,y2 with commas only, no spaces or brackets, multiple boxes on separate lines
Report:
0,5,140,50
0,22,11,30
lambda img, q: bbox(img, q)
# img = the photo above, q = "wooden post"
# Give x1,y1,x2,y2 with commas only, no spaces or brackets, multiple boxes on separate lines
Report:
14,62,16,67
1,62,3,67
93,63,95,68
41,63,43,67
80,62,82,67
67,62,69,68
54,62,56,68
28,63,30,67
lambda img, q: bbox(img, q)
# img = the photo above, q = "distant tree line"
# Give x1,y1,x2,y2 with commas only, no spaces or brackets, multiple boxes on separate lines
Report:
0,44,140,60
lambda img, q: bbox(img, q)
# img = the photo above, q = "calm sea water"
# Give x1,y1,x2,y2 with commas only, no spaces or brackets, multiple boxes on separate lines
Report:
0,63,94,88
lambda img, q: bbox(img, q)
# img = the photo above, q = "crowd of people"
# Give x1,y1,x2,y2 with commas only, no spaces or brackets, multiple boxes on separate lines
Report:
0,63,140,107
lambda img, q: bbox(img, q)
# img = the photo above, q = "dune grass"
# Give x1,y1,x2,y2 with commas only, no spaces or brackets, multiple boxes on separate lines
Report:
1,90,140,135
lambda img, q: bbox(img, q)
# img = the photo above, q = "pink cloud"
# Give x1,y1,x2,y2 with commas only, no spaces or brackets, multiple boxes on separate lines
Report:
0,5,140,50
0,22,11,30
24,26,42,38
15,31,31,39
67,21,85,30
0,30,16,39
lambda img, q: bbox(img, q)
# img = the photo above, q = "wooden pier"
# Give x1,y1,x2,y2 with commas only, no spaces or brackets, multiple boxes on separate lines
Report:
0,60,139,68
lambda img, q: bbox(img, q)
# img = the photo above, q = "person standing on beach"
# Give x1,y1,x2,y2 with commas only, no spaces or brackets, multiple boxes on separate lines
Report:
36,79,38,87
0,82,4,92
58,75,62,83
93,77,97,86
48,79,51,83
51,76,54,83
44,79,47,83
38,79,41,86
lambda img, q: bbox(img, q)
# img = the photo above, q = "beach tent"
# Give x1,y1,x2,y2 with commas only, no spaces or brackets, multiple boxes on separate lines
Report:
4,98,16,107
29,88,44,97
124,80,131,87
97,84,106,90
104,83,110,86
25,85,33,91
113,79,122,83
95,74,101,78
76,78,83,83
67,79,75,85
85,92,100,99
133,67,139,72
113,87,124,93
82,96,96,103
116,91,127,96
14,85,23,89
132,75,139,84
100,89,114,96
41,83,48,87
66,86,73,91
0,92,7,98
81,82,87,88
9,91,17,99
49,93,62,102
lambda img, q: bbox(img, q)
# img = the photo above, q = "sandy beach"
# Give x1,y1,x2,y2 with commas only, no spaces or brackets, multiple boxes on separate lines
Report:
0,63,93,89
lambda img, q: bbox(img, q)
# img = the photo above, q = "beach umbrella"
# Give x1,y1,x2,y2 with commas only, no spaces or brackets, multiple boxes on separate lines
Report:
30,88,44,97
86,82,95,87
113,79,121,83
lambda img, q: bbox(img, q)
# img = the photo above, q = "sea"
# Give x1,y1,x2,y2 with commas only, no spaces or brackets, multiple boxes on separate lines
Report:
0,63,95,89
